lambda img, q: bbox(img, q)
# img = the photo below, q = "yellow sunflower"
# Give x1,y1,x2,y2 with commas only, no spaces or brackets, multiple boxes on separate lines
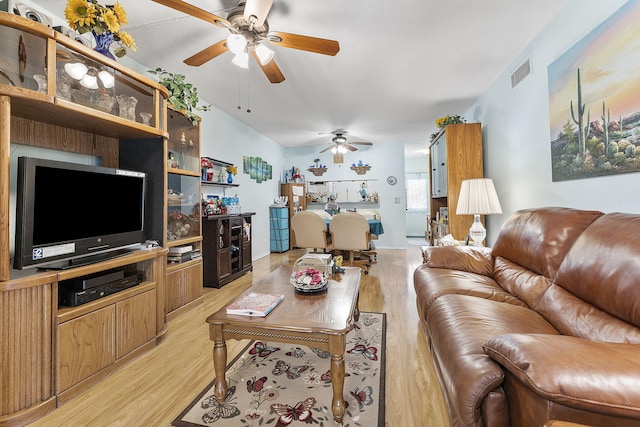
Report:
117,31,137,51
112,2,128,25
65,0,97,30
100,8,120,33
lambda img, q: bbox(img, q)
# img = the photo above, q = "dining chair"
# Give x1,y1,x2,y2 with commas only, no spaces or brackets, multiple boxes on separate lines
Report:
291,211,333,253
329,212,371,274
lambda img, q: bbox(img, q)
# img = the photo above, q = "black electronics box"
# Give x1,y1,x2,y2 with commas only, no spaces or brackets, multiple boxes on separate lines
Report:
59,273,142,307
67,269,125,290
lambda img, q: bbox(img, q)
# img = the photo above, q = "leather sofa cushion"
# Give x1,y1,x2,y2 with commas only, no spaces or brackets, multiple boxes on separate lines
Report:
422,245,494,276
414,266,524,317
427,295,559,426
493,257,553,310
484,334,640,419
554,212,640,328
492,207,603,279
536,284,640,343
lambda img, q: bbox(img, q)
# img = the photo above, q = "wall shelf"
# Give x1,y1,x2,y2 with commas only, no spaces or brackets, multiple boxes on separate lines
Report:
308,167,328,176
350,165,371,175
202,181,239,187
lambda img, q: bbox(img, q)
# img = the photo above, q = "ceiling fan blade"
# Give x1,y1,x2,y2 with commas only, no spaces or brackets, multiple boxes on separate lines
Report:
251,50,285,83
243,0,273,27
184,40,228,66
268,32,340,56
344,144,358,152
152,0,231,28
349,142,373,146
319,145,333,153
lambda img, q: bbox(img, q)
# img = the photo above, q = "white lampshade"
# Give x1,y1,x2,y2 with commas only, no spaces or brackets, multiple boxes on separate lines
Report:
254,43,274,65
456,178,502,246
243,0,273,26
64,62,88,80
98,70,114,88
227,34,247,55
456,178,502,215
231,51,249,69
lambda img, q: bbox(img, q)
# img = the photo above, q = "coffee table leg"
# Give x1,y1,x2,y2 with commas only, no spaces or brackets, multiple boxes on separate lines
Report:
212,339,228,404
329,335,347,423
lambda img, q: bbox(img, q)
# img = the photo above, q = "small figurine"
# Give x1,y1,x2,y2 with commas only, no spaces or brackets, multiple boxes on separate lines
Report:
332,255,345,274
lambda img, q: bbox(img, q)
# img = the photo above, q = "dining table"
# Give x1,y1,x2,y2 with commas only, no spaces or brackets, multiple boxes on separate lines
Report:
323,217,384,236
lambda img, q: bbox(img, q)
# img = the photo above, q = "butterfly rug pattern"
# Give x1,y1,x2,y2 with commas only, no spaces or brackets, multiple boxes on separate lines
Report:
173,312,386,427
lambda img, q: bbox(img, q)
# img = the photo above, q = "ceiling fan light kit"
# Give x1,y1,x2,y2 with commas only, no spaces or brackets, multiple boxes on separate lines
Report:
232,51,250,68
227,34,248,54
152,0,340,83
254,43,275,65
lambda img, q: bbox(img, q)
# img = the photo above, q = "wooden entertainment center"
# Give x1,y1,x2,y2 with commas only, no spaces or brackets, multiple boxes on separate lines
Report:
0,14,202,425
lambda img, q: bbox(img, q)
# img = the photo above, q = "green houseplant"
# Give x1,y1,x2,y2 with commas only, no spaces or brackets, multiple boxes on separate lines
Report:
148,68,211,125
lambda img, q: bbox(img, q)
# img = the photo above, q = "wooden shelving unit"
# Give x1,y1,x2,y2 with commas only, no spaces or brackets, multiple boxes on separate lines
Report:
429,123,484,242
202,213,255,288
0,13,170,425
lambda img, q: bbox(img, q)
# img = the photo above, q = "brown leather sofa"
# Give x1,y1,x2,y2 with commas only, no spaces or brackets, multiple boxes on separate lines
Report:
414,207,640,427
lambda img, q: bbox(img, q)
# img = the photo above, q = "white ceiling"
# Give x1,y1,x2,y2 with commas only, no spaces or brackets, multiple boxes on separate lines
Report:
37,0,569,156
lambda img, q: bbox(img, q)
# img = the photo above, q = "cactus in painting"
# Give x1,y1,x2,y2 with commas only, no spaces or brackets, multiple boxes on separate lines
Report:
602,101,610,158
570,68,590,158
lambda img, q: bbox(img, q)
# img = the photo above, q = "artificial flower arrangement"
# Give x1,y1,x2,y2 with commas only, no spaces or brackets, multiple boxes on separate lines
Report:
201,158,213,168
64,0,137,57
430,114,466,142
226,165,238,175
290,267,328,290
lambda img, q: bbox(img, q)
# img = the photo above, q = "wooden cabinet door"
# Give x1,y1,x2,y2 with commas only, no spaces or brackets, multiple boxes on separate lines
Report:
218,248,231,279
57,306,116,393
115,290,156,359
167,261,203,313
242,241,252,269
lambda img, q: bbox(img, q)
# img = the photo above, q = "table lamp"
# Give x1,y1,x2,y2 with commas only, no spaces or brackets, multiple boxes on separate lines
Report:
455,178,502,246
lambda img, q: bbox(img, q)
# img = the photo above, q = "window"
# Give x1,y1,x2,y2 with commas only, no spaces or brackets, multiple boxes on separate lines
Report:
406,173,428,211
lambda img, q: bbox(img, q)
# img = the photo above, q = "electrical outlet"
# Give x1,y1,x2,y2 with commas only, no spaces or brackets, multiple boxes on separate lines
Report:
394,197,400,203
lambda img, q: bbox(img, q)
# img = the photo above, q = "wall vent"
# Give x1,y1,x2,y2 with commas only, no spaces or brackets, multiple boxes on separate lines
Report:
511,57,531,88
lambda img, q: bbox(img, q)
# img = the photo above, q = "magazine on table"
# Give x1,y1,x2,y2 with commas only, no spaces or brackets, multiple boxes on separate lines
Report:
226,292,285,317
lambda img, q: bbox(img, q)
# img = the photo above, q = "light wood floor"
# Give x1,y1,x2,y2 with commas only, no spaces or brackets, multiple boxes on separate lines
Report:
29,248,450,427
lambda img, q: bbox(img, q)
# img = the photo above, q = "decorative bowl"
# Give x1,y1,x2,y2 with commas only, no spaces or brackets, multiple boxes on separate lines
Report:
290,267,328,292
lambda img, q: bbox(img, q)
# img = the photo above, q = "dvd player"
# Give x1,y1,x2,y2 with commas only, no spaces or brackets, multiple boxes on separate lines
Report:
59,273,142,307
67,269,125,290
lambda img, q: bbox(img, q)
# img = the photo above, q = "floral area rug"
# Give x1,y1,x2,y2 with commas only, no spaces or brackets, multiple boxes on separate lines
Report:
172,312,386,427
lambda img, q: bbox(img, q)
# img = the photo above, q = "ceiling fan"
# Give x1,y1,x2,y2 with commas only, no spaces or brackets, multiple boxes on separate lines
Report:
319,131,373,153
152,0,340,83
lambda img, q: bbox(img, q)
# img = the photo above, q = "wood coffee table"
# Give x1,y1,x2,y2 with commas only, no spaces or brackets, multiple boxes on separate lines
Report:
206,265,361,423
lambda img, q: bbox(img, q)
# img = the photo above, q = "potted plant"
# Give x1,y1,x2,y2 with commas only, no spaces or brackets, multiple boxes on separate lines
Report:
148,68,211,125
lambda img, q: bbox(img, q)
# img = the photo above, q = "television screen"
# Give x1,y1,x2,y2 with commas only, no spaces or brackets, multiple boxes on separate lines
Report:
14,156,147,269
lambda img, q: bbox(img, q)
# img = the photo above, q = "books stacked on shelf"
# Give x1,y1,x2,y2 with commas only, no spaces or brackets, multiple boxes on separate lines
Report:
226,292,285,317
168,245,202,263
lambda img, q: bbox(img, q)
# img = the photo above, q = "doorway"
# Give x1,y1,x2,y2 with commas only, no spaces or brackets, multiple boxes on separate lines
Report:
405,172,429,237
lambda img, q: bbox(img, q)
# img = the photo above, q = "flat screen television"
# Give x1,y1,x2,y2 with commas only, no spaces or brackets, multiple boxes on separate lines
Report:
14,156,147,270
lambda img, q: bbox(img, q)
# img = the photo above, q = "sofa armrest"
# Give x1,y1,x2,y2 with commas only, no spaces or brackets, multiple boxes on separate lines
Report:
421,245,494,277
483,334,640,419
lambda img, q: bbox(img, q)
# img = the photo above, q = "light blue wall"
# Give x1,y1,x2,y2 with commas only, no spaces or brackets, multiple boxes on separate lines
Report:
467,0,636,245
198,109,286,260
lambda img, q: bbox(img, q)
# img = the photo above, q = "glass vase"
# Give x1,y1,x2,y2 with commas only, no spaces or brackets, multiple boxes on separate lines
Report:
227,173,233,184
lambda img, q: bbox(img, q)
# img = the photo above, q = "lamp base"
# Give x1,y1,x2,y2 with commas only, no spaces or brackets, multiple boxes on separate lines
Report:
468,214,486,247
